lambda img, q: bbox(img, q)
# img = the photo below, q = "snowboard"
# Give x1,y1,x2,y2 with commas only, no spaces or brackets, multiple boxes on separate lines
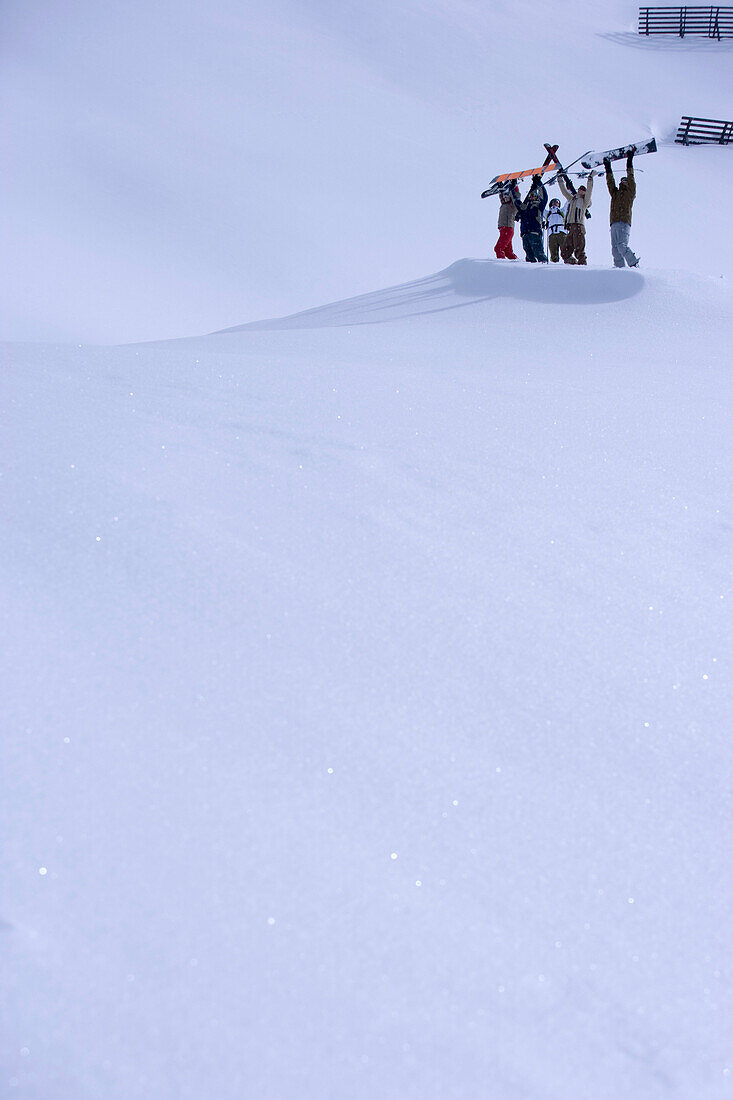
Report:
481,144,559,198
581,137,657,170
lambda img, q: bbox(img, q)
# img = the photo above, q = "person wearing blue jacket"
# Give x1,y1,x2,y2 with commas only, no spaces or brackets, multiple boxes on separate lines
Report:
512,176,549,263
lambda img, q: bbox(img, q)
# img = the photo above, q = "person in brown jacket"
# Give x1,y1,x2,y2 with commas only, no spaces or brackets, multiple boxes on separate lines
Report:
604,150,640,268
558,172,593,265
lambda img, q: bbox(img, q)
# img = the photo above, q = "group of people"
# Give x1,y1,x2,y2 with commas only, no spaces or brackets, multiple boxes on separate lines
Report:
494,151,639,269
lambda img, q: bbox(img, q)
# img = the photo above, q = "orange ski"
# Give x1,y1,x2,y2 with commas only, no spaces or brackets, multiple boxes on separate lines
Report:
481,144,559,198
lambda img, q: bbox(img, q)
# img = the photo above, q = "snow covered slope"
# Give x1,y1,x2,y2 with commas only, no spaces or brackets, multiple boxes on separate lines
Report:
1,0,732,342
3,0,733,1094
3,263,732,1098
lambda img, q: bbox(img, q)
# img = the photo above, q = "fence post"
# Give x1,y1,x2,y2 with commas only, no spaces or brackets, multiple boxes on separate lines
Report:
712,6,721,38
680,5,687,35
683,117,692,144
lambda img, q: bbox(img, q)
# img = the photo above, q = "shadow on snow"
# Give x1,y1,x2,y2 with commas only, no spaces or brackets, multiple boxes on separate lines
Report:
216,259,644,333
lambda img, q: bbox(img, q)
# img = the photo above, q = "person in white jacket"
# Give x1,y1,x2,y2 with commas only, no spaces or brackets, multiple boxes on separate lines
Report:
544,198,567,263
558,172,593,265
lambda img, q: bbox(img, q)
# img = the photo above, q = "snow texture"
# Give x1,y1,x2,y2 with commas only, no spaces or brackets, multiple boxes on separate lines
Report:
1,2,733,1099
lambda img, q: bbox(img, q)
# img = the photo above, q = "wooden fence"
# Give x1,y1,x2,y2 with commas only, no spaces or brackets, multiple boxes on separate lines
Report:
638,6,733,36
675,116,733,143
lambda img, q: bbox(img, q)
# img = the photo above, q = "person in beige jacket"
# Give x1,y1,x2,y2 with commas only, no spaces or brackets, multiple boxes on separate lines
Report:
494,184,519,259
558,172,593,265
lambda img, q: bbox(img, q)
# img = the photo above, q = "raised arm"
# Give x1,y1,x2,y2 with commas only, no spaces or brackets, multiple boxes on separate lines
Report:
500,182,519,211
626,151,636,199
557,173,573,201
604,158,617,196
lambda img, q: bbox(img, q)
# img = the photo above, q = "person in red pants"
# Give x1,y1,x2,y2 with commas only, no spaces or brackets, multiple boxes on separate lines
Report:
494,184,518,259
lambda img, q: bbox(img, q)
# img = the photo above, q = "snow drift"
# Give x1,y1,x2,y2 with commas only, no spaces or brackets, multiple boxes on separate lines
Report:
2,263,732,1098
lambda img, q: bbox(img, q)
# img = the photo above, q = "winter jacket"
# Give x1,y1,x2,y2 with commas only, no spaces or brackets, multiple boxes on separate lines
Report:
498,193,517,229
513,181,548,236
545,205,567,234
558,172,593,225
605,155,636,226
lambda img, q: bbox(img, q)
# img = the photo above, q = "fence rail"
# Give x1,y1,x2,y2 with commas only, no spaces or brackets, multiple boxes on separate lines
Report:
675,116,733,143
638,5,733,37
